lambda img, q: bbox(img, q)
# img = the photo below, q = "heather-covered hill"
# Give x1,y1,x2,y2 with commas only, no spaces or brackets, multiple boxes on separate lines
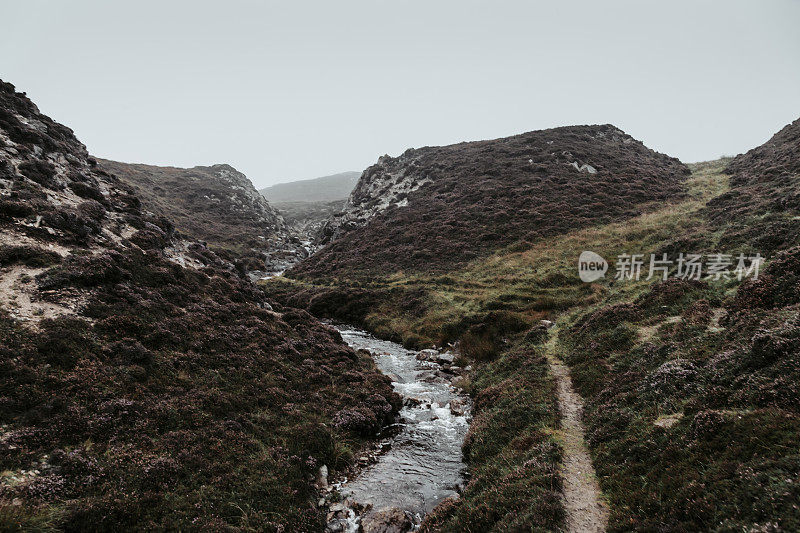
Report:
706,117,800,255
259,171,359,203
553,122,800,531
293,125,689,279
97,159,306,275
0,80,399,531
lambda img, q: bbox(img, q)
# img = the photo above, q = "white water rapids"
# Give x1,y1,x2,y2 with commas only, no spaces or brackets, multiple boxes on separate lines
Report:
328,325,471,531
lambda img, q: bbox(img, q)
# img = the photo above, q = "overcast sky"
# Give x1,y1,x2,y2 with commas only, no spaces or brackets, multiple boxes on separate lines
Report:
2,1,799,188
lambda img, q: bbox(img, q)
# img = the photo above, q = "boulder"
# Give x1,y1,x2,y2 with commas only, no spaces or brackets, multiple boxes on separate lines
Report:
449,398,467,416
403,397,422,408
326,502,348,521
316,464,329,490
325,521,345,533
416,349,438,361
361,507,413,533
436,351,455,365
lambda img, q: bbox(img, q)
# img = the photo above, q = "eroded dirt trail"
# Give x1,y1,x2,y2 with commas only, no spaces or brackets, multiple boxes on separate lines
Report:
545,333,609,533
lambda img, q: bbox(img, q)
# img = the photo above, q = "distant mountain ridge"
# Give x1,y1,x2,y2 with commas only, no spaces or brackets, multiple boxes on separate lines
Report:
260,171,359,203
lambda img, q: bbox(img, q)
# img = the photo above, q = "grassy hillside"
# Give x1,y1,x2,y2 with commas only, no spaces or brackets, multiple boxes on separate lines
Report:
265,133,800,531
266,161,728,350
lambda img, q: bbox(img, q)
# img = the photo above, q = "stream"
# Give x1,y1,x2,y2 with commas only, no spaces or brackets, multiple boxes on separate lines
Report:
326,325,471,532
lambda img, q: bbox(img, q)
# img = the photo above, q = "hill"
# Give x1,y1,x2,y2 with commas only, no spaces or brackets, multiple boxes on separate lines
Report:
0,80,399,531
259,171,359,203
293,125,689,279
97,159,306,276
705,117,800,255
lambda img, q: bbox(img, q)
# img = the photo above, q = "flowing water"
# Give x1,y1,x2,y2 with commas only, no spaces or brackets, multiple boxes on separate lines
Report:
331,325,471,528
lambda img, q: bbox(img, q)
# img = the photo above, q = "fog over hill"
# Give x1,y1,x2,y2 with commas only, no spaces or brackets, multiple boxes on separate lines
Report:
259,171,360,203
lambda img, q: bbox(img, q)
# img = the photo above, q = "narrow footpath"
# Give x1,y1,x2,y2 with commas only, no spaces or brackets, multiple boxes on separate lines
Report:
545,332,609,533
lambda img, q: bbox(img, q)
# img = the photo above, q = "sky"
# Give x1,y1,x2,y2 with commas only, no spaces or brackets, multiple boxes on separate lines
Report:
2,1,799,188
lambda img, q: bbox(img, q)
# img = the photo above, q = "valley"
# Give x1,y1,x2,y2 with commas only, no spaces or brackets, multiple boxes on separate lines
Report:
1,73,799,532
265,121,800,531
0,80,400,532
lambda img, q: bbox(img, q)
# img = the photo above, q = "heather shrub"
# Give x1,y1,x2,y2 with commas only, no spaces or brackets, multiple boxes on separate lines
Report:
460,311,530,360
68,180,106,203
129,227,169,250
0,245,61,267
0,199,34,219
634,278,716,316
332,407,379,436
733,246,800,310
77,199,106,222
42,208,99,240
0,159,12,178
641,358,701,407
18,160,58,189
37,252,126,289
108,338,153,365
35,317,97,368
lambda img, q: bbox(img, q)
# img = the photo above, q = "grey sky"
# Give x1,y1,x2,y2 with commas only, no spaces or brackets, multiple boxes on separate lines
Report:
2,1,799,188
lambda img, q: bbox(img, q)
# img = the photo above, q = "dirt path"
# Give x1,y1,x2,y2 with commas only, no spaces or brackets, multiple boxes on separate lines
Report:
545,333,609,533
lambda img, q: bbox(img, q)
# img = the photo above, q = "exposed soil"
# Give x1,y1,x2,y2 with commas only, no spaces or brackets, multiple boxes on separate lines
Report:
0,265,76,323
546,333,608,533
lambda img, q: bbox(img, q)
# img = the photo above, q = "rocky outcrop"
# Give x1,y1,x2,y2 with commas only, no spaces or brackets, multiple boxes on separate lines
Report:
97,159,305,277
272,199,347,248
319,152,433,244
